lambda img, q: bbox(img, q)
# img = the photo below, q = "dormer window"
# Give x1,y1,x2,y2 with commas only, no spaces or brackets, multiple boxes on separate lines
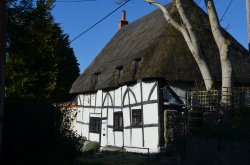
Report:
116,66,123,82
134,58,141,76
91,72,100,83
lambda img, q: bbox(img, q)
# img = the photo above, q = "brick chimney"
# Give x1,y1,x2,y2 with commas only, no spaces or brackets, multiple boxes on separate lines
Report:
172,0,176,7
118,10,128,30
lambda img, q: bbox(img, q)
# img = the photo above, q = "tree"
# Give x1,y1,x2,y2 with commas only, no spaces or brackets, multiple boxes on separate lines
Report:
247,0,250,50
205,0,233,119
145,0,234,120
0,0,7,160
6,0,79,102
145,0,214,90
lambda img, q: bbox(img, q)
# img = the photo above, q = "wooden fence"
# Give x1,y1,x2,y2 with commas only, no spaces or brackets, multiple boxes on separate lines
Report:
186,87,250,127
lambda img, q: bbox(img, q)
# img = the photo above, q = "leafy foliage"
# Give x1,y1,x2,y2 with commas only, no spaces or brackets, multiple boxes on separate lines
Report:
6,0,79,102
2,97,85,165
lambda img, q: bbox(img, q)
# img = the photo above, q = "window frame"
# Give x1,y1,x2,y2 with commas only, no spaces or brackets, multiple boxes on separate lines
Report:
114,112,123,131
89,117,101,133
131,109,142,127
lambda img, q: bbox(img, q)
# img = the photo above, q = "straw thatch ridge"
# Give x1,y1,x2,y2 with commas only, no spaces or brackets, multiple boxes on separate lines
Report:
70,1,250,94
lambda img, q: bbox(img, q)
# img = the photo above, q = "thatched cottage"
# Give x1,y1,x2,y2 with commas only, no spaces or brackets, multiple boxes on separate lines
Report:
70,1,250,153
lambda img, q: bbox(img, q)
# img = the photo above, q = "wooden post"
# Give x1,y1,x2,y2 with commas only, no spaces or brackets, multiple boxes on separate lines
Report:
0,0,7,160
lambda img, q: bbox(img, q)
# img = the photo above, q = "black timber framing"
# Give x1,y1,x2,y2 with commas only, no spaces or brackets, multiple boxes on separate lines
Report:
77,100,158,109
77,80,161,149
140,81,145,147
94,92,97,113
158,80,165,147
127,87,132,146
99,92,104,145
123,123,159,129
121,87,124,147
76,121,89,125
107,124,159,129
148,83,158,101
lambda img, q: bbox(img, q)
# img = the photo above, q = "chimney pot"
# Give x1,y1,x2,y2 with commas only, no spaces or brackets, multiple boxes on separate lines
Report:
122,10,126,21
172,0,176,7
118,10,128,30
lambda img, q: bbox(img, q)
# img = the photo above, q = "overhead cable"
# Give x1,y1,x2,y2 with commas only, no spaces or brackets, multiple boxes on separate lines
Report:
69,0,130,43
220,0,234,22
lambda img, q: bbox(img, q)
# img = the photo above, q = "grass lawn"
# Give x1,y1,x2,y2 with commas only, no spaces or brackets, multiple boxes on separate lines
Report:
74,151,151,165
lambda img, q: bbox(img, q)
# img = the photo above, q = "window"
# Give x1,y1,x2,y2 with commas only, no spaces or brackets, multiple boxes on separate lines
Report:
91,72,100,83
116,66,123,82
134,58,141,76
114,112,123,131
132,109,142,126
89,117,101,133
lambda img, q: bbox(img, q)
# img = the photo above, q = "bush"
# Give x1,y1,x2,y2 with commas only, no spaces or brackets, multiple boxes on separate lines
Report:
84,141,100,153
2,97,85,165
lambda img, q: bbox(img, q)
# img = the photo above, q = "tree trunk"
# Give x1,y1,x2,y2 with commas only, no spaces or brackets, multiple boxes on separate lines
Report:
145,0,214,90
205,0,232,120
0,0,7,159
247,0,250,51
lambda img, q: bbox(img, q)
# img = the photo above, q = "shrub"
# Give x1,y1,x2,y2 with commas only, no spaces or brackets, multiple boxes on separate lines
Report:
2,97,85,165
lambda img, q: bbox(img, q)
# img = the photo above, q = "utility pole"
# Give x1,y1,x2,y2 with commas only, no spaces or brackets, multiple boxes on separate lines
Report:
0,0,7,160
247,0,250,51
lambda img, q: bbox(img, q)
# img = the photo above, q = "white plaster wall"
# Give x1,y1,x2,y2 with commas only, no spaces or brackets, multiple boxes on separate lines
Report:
89,133,99,142
89,107,94,114
82,108,89,123
130,83,141,103
77,95,84,105
102,92,107,106
122,86,128,105
103,93,112,106
123,92,129,105
131,105,141,110
84,94,91,106
81,124,89,138
113,108,121,113
123,108,130,127
75,80,161,153
94,90,101,106
102,108,107,118
76,123,82,136
143,103,159,125
114,132,123,147
149,84,158,100
142,82,155,101
107,128,115,145
109,90,115,105
108,108,115,125
95,108,101,114
76,108,83,122
125,147,150,154
89,113,101,118
114,87,122,106
90,94,96,106
131,128,143,147
124,129,130,146
144,127,159,152
129,90,137,105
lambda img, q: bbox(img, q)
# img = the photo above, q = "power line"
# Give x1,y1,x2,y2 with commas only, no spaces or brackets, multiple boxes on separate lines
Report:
55,0,96,2
69,0,130,43
220,0,234,22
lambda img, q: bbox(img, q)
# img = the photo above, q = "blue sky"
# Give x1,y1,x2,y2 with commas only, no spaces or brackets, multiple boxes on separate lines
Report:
52,0,248,73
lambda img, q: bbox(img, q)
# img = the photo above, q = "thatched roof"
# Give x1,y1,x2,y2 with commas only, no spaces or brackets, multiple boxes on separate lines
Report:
70,1,250,94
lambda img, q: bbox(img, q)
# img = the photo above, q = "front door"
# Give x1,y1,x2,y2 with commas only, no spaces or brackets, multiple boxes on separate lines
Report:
101,119,107,146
